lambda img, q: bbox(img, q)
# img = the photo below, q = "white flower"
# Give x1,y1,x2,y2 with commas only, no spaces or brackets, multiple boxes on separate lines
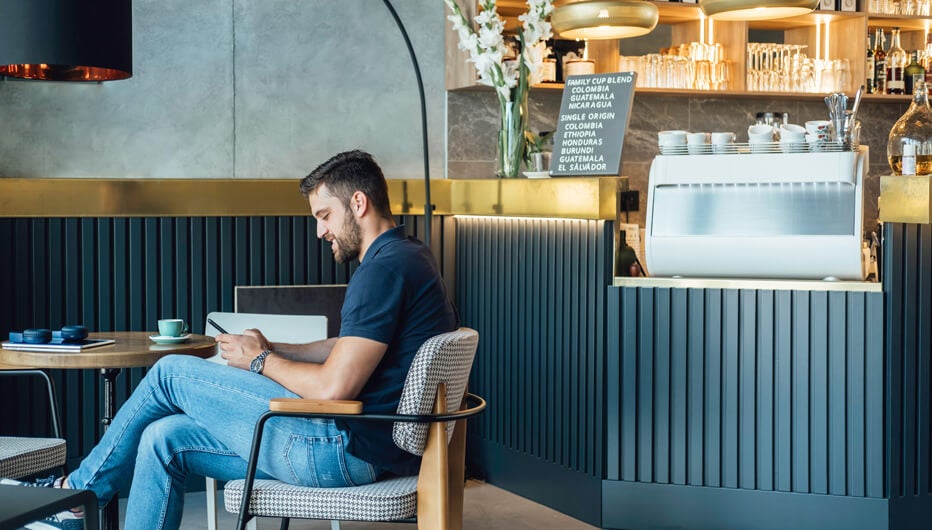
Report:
444,0,554,106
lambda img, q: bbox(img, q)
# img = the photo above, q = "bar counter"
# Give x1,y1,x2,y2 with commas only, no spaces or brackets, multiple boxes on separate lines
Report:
2,176,930,529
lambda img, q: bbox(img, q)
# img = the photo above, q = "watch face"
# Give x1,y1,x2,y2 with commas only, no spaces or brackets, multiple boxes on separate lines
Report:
250,356,263,374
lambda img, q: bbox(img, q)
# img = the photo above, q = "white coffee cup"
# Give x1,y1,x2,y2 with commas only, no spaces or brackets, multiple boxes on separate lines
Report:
711,131,735,144
805,120,831,134
710,132,734,154
779,123,806,142
686,132,711,154
748,124,774,143
658,130,688,145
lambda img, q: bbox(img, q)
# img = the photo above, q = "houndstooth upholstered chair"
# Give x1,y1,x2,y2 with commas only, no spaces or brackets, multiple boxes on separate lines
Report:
0,369,66,480
224,327,485,530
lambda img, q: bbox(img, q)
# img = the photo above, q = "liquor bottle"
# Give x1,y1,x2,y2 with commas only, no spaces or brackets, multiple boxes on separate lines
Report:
887,27,907,94
866,35,875,94
888,80,932,175
923,33,932,93
874,28,887,94
905,51,926,95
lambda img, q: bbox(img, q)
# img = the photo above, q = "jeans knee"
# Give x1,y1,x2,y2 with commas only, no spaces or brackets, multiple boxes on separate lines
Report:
137,416,188,470
149,354,201,377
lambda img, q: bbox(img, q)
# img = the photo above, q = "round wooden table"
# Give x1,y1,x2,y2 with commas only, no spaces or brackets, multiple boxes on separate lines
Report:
0,331,216,369
0,331,216,530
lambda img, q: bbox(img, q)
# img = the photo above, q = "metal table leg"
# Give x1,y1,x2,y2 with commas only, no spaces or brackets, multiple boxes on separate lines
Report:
100,367,121,530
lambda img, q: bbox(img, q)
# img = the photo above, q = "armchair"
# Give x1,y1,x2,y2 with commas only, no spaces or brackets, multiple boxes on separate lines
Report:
224,327,485,530
0,369,66,480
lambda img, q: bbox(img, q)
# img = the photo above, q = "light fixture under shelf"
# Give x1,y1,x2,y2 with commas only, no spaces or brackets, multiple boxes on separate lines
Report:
699,0,820,21
551,0,659,40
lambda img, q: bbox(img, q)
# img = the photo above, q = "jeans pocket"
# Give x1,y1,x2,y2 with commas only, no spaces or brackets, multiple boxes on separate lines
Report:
283,433,353,488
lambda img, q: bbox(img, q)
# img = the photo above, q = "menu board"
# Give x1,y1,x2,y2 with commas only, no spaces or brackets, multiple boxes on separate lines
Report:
550,72,637,177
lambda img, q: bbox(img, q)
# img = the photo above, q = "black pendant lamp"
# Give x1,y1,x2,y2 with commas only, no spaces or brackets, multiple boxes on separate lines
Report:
0,0,132,82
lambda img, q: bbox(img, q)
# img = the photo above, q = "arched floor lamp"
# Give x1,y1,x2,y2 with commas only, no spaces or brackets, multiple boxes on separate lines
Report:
381,0,433,247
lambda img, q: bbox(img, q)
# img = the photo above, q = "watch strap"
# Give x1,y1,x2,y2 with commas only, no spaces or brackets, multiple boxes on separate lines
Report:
250,349,272,374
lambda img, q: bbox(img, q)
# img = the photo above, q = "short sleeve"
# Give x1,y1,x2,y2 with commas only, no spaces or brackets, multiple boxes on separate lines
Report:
339,262,404,344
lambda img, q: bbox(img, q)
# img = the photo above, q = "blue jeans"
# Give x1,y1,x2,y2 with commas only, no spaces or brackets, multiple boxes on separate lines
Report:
66,355,378,530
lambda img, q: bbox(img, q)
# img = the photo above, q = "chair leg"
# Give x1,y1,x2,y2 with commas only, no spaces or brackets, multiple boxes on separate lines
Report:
280,518,291,530
330,521,341,530
416,384,450,530
246,517,257,530
448,417,468,530
206,477,219,530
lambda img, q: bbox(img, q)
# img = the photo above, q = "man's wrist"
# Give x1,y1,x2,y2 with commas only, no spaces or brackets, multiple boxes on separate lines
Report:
250,349,272,374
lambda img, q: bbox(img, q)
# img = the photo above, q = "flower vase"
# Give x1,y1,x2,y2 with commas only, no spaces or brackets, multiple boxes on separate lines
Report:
497,92,529,178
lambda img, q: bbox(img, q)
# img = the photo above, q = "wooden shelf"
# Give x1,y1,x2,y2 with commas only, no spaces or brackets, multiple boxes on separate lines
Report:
445,1,930,97
455,84,912,102
866,13,932,31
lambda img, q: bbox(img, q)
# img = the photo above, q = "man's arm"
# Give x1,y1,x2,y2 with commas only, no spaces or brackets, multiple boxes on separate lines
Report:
269,337,339,364
217,333,386,400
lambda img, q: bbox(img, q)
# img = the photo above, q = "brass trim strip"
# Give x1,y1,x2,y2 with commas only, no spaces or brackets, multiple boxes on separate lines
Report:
447,177,620,220
0,177,622,220
879,174,932,224
613,276,882,292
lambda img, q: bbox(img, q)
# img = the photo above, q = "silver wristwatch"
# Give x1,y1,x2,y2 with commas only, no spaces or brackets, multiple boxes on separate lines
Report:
250,349,271,374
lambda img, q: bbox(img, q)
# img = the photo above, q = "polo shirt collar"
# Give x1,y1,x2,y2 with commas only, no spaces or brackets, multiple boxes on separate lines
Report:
362,225,406,263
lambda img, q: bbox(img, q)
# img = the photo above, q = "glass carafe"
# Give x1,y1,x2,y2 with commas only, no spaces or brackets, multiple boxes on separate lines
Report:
887,80,932,175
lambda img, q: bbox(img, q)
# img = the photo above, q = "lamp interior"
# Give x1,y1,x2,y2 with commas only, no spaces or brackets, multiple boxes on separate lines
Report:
0,0,133,82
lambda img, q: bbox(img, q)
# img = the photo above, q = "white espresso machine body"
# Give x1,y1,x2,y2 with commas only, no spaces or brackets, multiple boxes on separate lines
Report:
644,146,867,280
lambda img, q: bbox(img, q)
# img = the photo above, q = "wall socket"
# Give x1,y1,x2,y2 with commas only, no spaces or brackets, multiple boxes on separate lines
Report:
620,190,639,212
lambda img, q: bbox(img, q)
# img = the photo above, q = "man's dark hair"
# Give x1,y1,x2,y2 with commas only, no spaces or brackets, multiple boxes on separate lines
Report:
299,150,393,219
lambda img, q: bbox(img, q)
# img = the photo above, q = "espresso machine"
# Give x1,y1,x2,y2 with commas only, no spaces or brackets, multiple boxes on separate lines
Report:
644,146,868,280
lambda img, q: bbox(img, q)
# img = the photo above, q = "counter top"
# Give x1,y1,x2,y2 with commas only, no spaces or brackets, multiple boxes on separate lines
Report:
879,174,932,224
0,177,625,220
614,276,882,292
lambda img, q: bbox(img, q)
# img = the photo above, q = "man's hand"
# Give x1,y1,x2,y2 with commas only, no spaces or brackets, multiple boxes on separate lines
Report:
216,329,270,370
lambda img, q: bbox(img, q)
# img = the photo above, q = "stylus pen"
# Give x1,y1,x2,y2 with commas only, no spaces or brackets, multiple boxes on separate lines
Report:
206,318,229,335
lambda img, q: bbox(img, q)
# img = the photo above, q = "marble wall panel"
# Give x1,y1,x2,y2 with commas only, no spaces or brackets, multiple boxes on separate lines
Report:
448,90,908,236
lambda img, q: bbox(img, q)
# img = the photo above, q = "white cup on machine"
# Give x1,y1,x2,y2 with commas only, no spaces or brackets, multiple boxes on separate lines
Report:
711,131,736,153
687,132,711,154
658,130,687,155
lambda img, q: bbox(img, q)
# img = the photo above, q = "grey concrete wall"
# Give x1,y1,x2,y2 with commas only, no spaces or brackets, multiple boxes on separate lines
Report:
0,0,444,180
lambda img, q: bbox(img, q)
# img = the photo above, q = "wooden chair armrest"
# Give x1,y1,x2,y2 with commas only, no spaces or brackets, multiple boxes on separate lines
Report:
269,398,363,414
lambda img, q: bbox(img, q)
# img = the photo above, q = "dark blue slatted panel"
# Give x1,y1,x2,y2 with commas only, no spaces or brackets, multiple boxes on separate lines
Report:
0,214,422,470
456,217,612,478
883,222,932,501
606,284,884,498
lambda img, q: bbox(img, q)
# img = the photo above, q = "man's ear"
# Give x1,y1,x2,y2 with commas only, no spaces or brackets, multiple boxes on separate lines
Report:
351,191,368,218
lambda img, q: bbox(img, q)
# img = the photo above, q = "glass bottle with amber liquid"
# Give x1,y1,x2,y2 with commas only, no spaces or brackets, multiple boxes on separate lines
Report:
874,28,887,94
888,80,932,175
887,27,907,94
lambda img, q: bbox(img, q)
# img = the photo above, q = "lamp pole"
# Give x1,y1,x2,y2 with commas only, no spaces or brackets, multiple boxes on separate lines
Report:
380,0,432,248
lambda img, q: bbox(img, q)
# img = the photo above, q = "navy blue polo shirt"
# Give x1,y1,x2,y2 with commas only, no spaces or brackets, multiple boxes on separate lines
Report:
336,225,458,476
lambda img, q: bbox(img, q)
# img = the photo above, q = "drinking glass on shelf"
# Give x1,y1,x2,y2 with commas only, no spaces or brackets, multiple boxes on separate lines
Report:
694,60,712,90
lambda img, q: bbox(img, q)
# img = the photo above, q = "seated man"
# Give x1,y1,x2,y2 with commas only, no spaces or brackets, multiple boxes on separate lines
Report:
3,150,458,530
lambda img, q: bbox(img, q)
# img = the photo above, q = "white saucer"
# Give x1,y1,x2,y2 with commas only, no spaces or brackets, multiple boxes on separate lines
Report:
523,171,551,179
149,334,191,344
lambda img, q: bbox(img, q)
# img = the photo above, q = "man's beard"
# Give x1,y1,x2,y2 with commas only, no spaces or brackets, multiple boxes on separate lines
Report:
333,212,362,263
